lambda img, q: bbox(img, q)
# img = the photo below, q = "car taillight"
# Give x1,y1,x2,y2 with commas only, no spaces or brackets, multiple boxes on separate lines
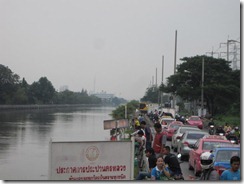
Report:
176,136,181,139
183,141,189,146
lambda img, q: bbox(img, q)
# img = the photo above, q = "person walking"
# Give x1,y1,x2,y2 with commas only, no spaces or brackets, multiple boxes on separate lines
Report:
152,122,167,157
220,156,240,180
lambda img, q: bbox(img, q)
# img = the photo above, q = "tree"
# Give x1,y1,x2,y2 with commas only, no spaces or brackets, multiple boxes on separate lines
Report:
141,86,160,103
29,77,56,104
12,78,29,104
111,100,139,119
0,64,20,104
160,55,240,116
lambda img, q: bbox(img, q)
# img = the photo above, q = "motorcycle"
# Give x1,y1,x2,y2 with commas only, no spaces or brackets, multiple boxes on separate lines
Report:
208,125,215,135
172,154,184,180
226,133,239,144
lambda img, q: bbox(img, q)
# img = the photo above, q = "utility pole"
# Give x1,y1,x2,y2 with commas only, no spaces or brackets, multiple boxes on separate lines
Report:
162,55,164,84
201,57,204,117
156,68,157,87
172,30,177,109
174,30,177,74
161,55,164,107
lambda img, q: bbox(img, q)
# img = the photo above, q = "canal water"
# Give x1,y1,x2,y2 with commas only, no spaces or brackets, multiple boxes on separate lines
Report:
0,106,114,180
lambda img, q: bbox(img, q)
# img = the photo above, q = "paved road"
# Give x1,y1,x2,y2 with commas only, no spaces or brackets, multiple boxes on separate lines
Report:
143,114,199,180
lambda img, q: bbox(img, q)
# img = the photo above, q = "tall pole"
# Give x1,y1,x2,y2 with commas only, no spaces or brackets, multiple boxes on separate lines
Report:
161,55,164,107
173,30,177,109
201,57,205,117
162,55,164,84
174,30,177,74
227,39,229,62
156,68,157,87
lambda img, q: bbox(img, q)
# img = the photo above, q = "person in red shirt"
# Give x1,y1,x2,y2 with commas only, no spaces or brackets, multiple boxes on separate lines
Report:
152,122,167,157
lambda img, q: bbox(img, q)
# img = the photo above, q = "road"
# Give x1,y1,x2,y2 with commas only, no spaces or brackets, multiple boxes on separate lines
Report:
144,115,203,180
165,140,194,180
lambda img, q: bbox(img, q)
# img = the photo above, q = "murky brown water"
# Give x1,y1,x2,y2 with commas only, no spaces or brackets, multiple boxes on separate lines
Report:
0,106,114,180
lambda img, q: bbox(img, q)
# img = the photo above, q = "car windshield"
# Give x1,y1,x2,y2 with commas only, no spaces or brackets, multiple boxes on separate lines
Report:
180,128,198,133
189,117,200,121
162,120,174,125
203,141,232,150
187,133,205,140
215,150,240,162
170,124,181,129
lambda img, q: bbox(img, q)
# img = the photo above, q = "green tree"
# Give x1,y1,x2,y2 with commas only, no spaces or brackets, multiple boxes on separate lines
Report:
29,77,56,104
141,86,160,103
111,100,139,119
160,55,240,116
0,64,20,104
12,78,29,104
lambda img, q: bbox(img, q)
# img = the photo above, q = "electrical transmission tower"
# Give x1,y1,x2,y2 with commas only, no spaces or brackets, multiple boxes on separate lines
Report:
219,39,240,70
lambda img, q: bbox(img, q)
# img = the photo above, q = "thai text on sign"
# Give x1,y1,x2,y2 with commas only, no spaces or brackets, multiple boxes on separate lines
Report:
49,140,134,180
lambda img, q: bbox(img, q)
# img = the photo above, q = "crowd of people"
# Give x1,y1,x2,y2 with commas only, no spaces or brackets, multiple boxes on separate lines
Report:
131,113,240,181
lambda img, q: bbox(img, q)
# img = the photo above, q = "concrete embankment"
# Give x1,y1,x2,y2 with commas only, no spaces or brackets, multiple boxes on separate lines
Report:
0,104,102,110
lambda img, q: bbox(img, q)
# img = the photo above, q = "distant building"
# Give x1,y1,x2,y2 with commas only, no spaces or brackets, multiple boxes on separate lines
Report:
59,85,69,92
90,91,114,103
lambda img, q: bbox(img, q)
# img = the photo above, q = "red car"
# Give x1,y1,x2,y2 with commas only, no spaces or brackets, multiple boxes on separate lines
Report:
165,121,184,140
186,116,203,129
188,135,233,176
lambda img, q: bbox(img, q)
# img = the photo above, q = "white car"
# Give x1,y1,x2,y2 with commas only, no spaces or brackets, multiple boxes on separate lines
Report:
159,116,175,129
171,125,201,152
177,130,209,160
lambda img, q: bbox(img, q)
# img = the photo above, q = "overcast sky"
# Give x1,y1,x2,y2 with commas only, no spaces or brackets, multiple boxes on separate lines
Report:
0,0,240,101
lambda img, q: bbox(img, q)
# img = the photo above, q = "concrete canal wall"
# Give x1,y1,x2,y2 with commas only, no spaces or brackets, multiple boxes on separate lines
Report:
0,104,102,110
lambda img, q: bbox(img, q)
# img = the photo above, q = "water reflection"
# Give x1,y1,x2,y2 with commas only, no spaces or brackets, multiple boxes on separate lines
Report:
0,106,114,180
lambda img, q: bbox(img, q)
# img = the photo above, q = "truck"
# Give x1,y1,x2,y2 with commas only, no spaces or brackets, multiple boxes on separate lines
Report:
159,108,176,118
139,102,148,114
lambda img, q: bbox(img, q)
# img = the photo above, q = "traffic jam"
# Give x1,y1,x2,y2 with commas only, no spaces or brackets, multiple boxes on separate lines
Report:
133,104,240,181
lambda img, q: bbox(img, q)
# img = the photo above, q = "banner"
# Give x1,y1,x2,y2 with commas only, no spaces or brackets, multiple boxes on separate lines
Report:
103,119,129,130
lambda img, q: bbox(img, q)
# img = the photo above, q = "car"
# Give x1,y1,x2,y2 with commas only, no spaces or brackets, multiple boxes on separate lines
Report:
171,125,201,152
177,130,209,161
188,135,233,176
159,116,175,129
165,121,184,140
212,146,240,175
186,116,203,129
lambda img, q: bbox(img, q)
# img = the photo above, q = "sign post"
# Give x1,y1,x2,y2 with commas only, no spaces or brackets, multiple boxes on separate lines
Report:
49,140,134,180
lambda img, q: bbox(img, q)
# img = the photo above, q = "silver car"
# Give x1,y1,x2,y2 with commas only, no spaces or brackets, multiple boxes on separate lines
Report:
171,125,201,152
177,130,209,160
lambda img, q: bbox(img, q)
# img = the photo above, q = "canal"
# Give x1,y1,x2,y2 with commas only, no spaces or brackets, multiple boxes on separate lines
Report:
0,106,114,180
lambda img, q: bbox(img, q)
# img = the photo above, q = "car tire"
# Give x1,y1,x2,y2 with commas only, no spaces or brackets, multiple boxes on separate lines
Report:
188,162,193,170
180,154,186,161
173,146,177,152
194,163,200,176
